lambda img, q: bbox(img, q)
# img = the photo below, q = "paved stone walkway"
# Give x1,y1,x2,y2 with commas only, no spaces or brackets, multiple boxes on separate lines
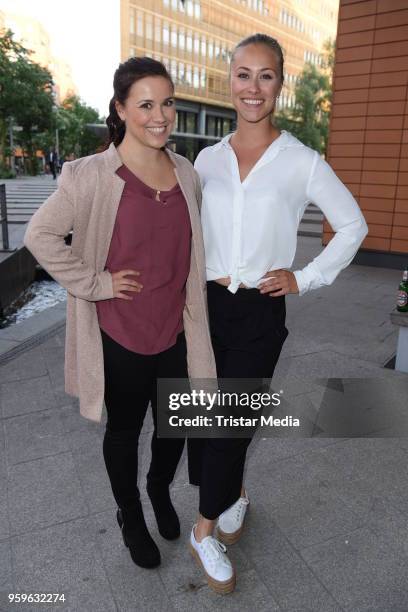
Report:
1,237,408,611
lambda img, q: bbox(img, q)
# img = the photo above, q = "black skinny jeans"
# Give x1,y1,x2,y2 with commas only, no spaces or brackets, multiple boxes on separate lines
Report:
101,329,187,510
187,281,288,520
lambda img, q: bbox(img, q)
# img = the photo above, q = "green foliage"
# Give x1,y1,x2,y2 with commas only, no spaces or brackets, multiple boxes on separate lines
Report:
55,95,104,159
0,28,55,174
0,29,105,175
275,38,335,155
0,161,15,178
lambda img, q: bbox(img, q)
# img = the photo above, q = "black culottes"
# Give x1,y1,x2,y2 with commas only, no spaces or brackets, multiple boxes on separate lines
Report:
187,281,288,519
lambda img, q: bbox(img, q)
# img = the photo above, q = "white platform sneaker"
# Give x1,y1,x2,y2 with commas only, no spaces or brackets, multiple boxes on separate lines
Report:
216,491,250,545
189,525,236,594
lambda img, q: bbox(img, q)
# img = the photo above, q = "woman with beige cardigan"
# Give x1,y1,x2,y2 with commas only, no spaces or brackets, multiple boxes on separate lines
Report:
24,57,216,570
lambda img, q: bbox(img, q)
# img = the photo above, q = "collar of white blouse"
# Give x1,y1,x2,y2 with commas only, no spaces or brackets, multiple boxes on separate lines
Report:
215,130,299,186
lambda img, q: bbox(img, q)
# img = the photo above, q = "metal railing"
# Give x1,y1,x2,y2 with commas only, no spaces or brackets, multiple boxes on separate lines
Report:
0,184,10,251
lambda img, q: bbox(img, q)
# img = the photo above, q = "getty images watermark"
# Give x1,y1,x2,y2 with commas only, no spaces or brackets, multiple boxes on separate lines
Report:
156,379,301,438
167,388,298,428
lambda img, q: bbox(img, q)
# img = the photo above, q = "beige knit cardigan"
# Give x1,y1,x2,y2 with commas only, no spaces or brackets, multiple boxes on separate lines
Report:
24,143,216,422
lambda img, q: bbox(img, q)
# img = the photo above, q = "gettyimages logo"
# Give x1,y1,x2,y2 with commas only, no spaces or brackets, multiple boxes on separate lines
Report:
168,388,283,411
157,379,301,438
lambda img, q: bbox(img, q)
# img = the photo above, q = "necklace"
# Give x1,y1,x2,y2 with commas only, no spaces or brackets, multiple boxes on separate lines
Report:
155,189,161,202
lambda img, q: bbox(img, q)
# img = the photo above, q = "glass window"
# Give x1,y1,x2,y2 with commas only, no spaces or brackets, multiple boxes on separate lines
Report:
171,59,177,80
136,10,143,36
194,35,200,54
186,64,192,85
208,40,213,58
171,0,178,9
186,0,194,17
206,115,216,136
187,32,192,52
200,67,206,88
146,14,153,39
171,26,178,47
193,66,199,88
163,22,169,44
194,2,201,19
130,9,135,34
179,28,185,49
201,36,206,56
222,118,231,136
155,18,161,42
186,112,197,132
178,61,185,82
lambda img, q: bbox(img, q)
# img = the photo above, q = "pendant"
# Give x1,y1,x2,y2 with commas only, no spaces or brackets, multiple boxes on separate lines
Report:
155,190,161,201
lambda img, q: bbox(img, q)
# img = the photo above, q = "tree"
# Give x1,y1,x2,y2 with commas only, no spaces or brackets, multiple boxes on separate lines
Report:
0,29,55,175
14,59,55,174
55,95,104,159
275,38,335,155
0,30,30,168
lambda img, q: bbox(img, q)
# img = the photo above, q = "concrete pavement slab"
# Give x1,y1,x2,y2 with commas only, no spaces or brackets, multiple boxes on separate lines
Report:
0,479,9,541
0,346,47,384
282,350,406,378
238,503,343,612
246,437,344,469
41,346,69,406
300,527,408,612
0,339,19,359
0,539,13,598
170,569,280,611
4,409,69,466
11,517,115,612
270,492,364,550
1,375,56,419
318,438,408,482
70,431,116,516
7,452,88,535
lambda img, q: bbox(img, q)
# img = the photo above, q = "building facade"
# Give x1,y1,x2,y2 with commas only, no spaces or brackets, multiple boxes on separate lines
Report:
325,0,408,263
120,0,339,159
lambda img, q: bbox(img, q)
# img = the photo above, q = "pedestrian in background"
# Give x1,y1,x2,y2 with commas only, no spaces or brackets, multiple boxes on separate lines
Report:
46,148,58,179
24,57,216,571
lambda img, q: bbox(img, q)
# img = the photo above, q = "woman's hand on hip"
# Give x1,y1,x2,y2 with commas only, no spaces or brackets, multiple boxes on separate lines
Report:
258,270,299,297
112,270,143,300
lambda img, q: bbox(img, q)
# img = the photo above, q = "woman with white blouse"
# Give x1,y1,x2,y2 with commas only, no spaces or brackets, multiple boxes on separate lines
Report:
187,34,368,593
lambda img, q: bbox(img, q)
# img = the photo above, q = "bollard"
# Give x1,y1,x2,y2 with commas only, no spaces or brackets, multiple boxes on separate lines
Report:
0,184,10,251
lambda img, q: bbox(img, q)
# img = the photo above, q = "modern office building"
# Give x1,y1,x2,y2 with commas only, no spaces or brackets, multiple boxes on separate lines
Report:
120,0,339,158
325,0,408,264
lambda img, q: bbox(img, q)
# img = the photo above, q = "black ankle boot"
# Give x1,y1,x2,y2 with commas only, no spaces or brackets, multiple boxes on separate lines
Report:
146,483,180,540
116,503,161,568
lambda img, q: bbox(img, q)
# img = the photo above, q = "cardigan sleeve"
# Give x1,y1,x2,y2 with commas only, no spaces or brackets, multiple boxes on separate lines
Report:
193,168,203,212
23,162,113,301
293,151,368,296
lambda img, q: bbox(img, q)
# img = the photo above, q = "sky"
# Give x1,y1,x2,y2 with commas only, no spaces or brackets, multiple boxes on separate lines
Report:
0,0,120,116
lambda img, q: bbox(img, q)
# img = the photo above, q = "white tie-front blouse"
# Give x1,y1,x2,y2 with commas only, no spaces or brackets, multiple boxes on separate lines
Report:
194,130,368,295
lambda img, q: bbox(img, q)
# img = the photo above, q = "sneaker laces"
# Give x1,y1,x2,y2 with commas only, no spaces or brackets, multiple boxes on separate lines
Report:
203,537,230,567
234,496,250,521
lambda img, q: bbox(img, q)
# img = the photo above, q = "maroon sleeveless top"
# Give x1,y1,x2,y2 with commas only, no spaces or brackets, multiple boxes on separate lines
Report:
96,164,192,354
